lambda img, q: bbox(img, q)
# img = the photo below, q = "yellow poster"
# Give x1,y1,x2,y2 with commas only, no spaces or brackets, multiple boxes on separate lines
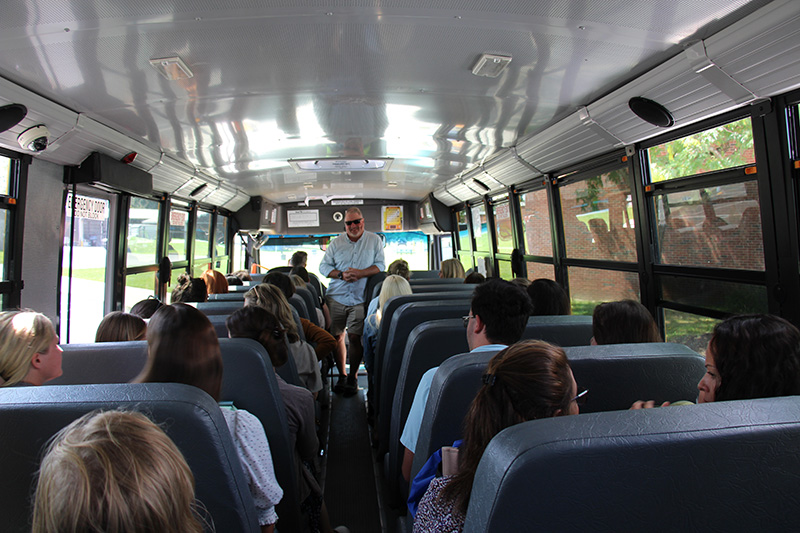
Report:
382,206,403,231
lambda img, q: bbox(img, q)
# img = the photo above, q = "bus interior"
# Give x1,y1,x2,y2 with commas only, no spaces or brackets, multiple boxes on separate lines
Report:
2,0,800,531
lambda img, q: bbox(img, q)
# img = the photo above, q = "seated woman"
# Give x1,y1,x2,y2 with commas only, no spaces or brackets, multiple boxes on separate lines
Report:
201,268,229,295
95,311,147,342
129,296,165,319
527,278,571,316
413,340,582,533
363,274,412,374
591,299,661,344
171,273,207,303
244,283,323,396
633,314,800,408
439,258,465,279
32,410,204,533
463,272,485,284
137,303,283,532
0,310,62,387
227,306,346,533
388,258,411,280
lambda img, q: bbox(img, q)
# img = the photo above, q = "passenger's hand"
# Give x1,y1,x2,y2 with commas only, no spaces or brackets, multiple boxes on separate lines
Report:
343,268,359,282
630,400,671,409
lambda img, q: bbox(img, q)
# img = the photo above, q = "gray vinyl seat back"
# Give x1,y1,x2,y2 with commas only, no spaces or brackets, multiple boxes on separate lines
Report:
228,284,251,292
412,342,704,483
383,318,470,505
0,383,260,533
463,396,800,532
47,339,303,531
363,271,387,310
409,270,441,279
196,300,244,316
295,287,320,326
208,314,232,337
291,307,307,342
521,315,594,346
409,277,464,285
410,284,475,294
376,301,472,435
375,292,473,386
209,292,247,301
308,272,325,299
251,273,266,283
289,293,310,322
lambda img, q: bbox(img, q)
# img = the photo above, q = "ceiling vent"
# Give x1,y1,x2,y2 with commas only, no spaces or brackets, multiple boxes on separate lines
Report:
471,53,512,78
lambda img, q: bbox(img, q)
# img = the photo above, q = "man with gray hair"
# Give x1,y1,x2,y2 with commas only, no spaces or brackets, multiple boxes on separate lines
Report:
320,207,385,396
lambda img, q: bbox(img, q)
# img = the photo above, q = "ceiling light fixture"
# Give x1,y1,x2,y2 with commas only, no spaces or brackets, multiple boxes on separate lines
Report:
288,158,393,173
149,56,194,80
471,53,512,78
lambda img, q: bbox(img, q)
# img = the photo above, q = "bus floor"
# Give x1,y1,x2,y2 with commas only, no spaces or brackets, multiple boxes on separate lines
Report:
321,370,407,533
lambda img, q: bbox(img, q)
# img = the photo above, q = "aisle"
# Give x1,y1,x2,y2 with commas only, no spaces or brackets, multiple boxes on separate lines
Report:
324,374,384,533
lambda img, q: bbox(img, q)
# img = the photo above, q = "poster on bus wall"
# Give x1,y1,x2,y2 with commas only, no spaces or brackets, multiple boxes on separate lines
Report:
382,206,403,231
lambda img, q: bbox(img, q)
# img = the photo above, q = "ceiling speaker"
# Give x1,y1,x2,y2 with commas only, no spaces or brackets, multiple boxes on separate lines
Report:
628,97,674,127
0,104,27,133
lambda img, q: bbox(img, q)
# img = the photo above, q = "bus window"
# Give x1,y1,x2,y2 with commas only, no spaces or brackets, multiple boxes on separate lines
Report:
660,275,767,317
215,215,230,274
382,232,428,271
653,182,764,270
568,266,639,316
560,168,635,263
61,192,111,342
648,117,755,183
662,309,722,355
193,210,212,276
526,261,555,281
520,188,554,281
127,198,159,268
456,209,470,252
0,156,10,196
492,201,514,254
124,271,157,312
168,208,189,262
440,234,453,261
471,203,490,252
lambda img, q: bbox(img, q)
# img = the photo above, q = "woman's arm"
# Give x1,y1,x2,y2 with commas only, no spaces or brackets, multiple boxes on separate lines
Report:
301,318,336,362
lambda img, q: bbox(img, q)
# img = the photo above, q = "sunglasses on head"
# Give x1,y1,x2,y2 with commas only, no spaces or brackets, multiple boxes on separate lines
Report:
572,389,588,406
345,218,363,226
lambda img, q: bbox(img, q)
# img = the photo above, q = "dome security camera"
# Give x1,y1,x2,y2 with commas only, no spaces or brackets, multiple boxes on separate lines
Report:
17,124,50,152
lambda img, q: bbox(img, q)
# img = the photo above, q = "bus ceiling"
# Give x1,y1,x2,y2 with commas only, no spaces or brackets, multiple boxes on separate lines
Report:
0,0,796,210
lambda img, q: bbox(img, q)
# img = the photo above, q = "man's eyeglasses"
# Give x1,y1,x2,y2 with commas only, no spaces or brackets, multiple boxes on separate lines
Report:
462,314,474,328
572,389,588,406
345,218,363,226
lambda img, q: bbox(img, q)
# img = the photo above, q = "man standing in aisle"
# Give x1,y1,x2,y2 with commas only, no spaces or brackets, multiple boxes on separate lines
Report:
320,207,385,396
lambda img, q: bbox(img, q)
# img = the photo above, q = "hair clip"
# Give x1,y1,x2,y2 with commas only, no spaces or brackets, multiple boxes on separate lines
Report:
482,373,497,386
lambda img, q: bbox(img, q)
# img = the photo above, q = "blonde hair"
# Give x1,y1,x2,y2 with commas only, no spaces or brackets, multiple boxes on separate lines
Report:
0,310,56,387
32,410,204,533
376,275,412,326
440,258,466,279
244,283,300,342
387,259,410,280
95,312,146,342
290,274,306,289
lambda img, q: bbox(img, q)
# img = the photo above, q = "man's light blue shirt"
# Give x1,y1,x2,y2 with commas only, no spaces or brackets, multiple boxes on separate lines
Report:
319,231,385,307
400,344,507,454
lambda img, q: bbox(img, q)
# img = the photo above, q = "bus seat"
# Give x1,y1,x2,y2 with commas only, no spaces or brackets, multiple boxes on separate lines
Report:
208,313,232,337
196,300,244,316
209,292,246,301
364,271,387,310
375,293,473,388
409,277,464,285
0,383,261,533
50,341,147,385
251,273,266,283
308,272,325,300
268,266,292,273
295,287,320,326
463,396,800,532
371,279,384,301
522,315,593,346
228,284,251,292
290,307,307,343
375,301,472,445
409,270,441,279
412,342,704,485
289,293,311,322
410,284,476,294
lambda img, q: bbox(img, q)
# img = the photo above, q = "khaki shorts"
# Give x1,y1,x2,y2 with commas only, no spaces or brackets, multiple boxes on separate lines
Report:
327,297,366,336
